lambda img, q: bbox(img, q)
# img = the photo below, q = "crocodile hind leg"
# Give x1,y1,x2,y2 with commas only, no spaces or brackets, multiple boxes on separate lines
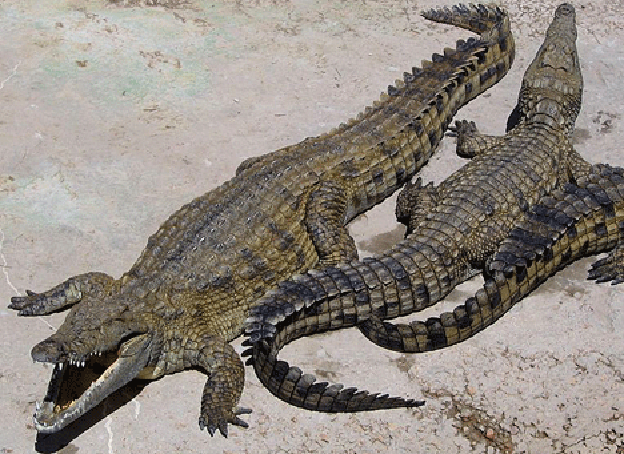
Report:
8,272,115,316
305,180,359,266
395,177,439,233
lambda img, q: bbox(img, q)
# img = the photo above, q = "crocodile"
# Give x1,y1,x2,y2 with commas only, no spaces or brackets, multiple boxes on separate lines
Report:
354,163,624,356
434,163,624,347
243,3,601,410
244,164,624,412
7,4,514,438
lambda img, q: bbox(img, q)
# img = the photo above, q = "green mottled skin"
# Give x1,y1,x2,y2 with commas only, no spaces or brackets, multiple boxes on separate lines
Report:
8,3,514,437
243,4,618,411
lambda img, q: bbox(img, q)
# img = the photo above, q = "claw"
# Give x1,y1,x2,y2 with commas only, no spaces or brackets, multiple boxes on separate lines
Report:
199,418,216,436
219,421,228,438
199,406,251,438
235,406,253,416
232,417,248,429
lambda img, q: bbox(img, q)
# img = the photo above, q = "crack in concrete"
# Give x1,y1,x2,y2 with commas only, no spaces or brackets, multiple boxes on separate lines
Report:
105,416,114,454
0,61,20,90
0,229,20,297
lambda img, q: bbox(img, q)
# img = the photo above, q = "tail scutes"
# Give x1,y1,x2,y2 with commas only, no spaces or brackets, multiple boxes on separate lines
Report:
242,340,424,412
326,3,514,139
421,3,507,35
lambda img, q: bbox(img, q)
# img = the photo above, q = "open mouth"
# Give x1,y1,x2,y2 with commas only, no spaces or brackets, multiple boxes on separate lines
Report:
35,350,120,433
33,333,153,433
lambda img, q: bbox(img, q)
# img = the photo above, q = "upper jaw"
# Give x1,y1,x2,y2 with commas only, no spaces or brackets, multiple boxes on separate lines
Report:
32,337,106,367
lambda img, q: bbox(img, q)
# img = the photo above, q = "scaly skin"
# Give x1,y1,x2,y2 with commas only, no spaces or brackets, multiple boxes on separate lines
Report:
278,163,624,359
7,4,514,437
452,163,624,341
244,165,624,410
243,3,602,411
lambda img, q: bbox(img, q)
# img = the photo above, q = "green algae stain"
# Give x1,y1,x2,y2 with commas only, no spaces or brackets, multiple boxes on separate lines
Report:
8,3,249,106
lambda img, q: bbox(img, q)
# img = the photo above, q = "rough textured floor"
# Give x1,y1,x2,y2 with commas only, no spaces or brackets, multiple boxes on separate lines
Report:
1,1,623,452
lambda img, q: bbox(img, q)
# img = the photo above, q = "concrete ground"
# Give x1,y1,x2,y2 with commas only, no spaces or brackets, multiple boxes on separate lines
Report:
1,0,623,452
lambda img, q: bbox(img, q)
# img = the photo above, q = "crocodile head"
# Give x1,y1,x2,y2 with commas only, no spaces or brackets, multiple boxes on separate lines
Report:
508,3,582,135
29,294,161,433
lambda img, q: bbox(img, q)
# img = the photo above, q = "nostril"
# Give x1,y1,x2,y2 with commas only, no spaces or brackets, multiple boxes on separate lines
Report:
31,339,62,363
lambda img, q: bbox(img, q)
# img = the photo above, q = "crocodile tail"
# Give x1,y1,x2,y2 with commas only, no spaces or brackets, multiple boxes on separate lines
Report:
242,236,467,410
361,165,624,353
243,337,424,413
244,229,470,345
416,3,515,107
421,3,509,37
242,259,429,410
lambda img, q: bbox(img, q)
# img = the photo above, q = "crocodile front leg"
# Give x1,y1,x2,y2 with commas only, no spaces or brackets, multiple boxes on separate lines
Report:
185,334,250,437
452,120,506,158
8,272,114,315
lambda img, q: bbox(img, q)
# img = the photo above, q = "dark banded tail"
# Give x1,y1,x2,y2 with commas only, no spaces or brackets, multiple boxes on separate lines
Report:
242,3,516,413
359,165,624,352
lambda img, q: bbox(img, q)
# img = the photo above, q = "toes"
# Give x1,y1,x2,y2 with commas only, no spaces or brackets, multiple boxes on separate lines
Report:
235,406,253,416
218,421,228,438
199,407,251,437
8,294,29,310
199,417,217,437
588,258,624,285
8,292,40,312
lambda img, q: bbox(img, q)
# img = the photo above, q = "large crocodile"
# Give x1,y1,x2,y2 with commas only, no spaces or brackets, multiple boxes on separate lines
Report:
7,4,514,438
243,3,604,410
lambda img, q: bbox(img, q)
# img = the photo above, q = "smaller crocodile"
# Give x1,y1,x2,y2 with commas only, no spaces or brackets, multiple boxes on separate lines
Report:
245,164,624,411
437,163,624,343
243,3,604,410
353,169,624,353
8,3,514,438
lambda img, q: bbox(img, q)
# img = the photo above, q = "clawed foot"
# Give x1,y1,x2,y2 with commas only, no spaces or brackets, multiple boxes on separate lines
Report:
448,119,478,137
8,290,46,315
199,406,252,438
449,120,483,158
7,272,113,315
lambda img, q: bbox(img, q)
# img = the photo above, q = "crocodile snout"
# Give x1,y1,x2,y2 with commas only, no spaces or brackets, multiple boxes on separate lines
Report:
31,338,63,363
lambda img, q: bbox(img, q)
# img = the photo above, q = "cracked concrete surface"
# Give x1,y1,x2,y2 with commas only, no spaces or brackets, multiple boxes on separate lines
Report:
1,0,623,452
